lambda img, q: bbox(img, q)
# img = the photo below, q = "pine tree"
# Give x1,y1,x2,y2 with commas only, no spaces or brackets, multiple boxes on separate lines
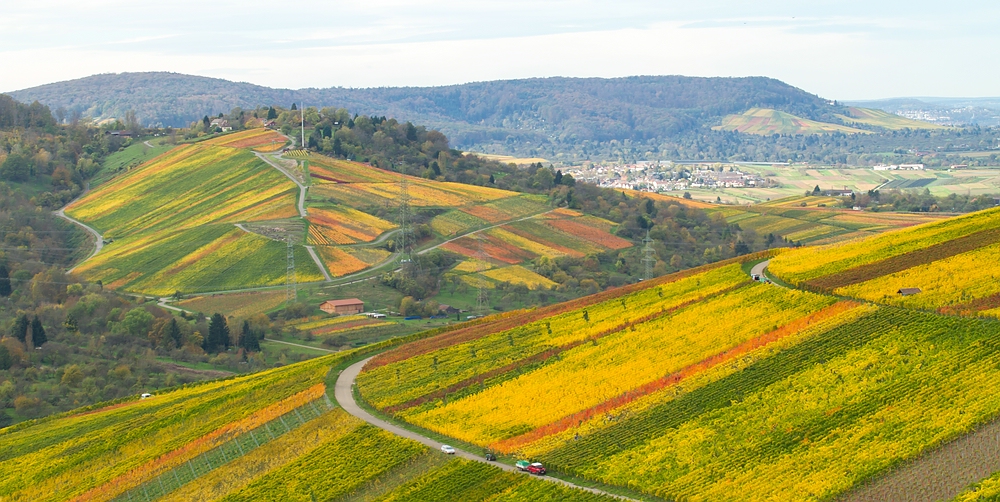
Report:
30,316,46,347
166,318,182,348
291,103,297,111
206,313,230,353
13,315,28,343
267,106,278,120
0,264,10,297
239,320,260,352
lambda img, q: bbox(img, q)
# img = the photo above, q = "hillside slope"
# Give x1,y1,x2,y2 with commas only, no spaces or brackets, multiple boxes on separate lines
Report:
65,130,324,295
353,205,1000,501
9,72,841,144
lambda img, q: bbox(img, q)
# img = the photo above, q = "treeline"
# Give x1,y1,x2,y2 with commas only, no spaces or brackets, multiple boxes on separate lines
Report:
0,94,132,208
840,188,1000,213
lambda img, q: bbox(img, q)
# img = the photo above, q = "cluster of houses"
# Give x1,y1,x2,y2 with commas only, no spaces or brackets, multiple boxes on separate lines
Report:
873,164,924,171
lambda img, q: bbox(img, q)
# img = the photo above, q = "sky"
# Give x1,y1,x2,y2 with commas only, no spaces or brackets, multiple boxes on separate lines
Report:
3,1,998,100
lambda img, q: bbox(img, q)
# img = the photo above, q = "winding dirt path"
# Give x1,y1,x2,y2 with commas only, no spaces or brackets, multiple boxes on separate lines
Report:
55,184,104,273
334,357,634,501
254,151,307,218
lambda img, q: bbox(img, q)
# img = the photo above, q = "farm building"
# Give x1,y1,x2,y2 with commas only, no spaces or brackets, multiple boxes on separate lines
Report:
320,298,364,315
898,288,922,296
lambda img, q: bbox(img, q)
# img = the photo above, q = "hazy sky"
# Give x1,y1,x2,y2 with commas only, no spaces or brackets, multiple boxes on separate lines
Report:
3,1,998,99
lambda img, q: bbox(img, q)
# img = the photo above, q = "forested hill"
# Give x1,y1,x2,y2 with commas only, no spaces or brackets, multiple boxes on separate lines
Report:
9,72,840,145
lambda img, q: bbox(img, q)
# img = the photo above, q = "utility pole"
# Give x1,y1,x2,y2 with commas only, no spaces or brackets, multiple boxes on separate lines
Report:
642,229,656,281
300,103,305,149
286,234,297,306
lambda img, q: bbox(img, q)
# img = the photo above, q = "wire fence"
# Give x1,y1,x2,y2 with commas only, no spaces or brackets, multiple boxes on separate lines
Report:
112,393,335,502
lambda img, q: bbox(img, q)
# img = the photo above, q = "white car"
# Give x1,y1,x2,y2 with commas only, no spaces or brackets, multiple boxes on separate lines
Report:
140,393,152,399
441,445,456,454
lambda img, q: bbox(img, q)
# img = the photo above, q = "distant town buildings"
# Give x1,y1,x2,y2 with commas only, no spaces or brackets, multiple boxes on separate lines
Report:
564,161,771,193
873,164,924,171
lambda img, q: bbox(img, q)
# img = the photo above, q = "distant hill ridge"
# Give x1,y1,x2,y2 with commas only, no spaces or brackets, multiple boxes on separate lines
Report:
9,72,843,144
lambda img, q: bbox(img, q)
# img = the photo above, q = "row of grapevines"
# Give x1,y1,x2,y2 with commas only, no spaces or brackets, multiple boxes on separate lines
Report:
547,309,1000,501
357,263,750,410
402,283,834,446
217,424,425,501
836,240,1000,311
0,354,339,501
768,206,1000,285
375,459,616,502
168,408,362,501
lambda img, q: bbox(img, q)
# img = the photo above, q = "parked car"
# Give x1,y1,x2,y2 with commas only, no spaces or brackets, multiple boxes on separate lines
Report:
515,460,530,471
140,393,152,399
485,451,497,461
441,445,456,455
527,462,546,475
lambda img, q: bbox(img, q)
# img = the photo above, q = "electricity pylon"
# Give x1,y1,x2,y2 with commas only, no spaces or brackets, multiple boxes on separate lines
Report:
641,229,656,281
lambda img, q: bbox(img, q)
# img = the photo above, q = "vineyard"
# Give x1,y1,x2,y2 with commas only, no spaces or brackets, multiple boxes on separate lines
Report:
0,343,617,501
768,206,1000,287
765,206,1000,317
543,308,1000,501
64,142,321,294
708,196,947,245
400,283,835,447
439,210,628,266
178,290,287,317
0,355,336,501
201,128,287,150
347,203,1000,501
307,205,396,245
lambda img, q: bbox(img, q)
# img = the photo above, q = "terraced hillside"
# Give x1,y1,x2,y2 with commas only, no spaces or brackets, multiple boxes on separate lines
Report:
352,204,1000,501
65,129,321,295
300,151,632,284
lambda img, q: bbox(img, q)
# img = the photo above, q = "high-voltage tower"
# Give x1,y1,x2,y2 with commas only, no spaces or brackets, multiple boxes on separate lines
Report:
642,229,657,281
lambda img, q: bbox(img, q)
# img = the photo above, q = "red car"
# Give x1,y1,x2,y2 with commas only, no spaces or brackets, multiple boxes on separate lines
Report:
526,462,546,475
